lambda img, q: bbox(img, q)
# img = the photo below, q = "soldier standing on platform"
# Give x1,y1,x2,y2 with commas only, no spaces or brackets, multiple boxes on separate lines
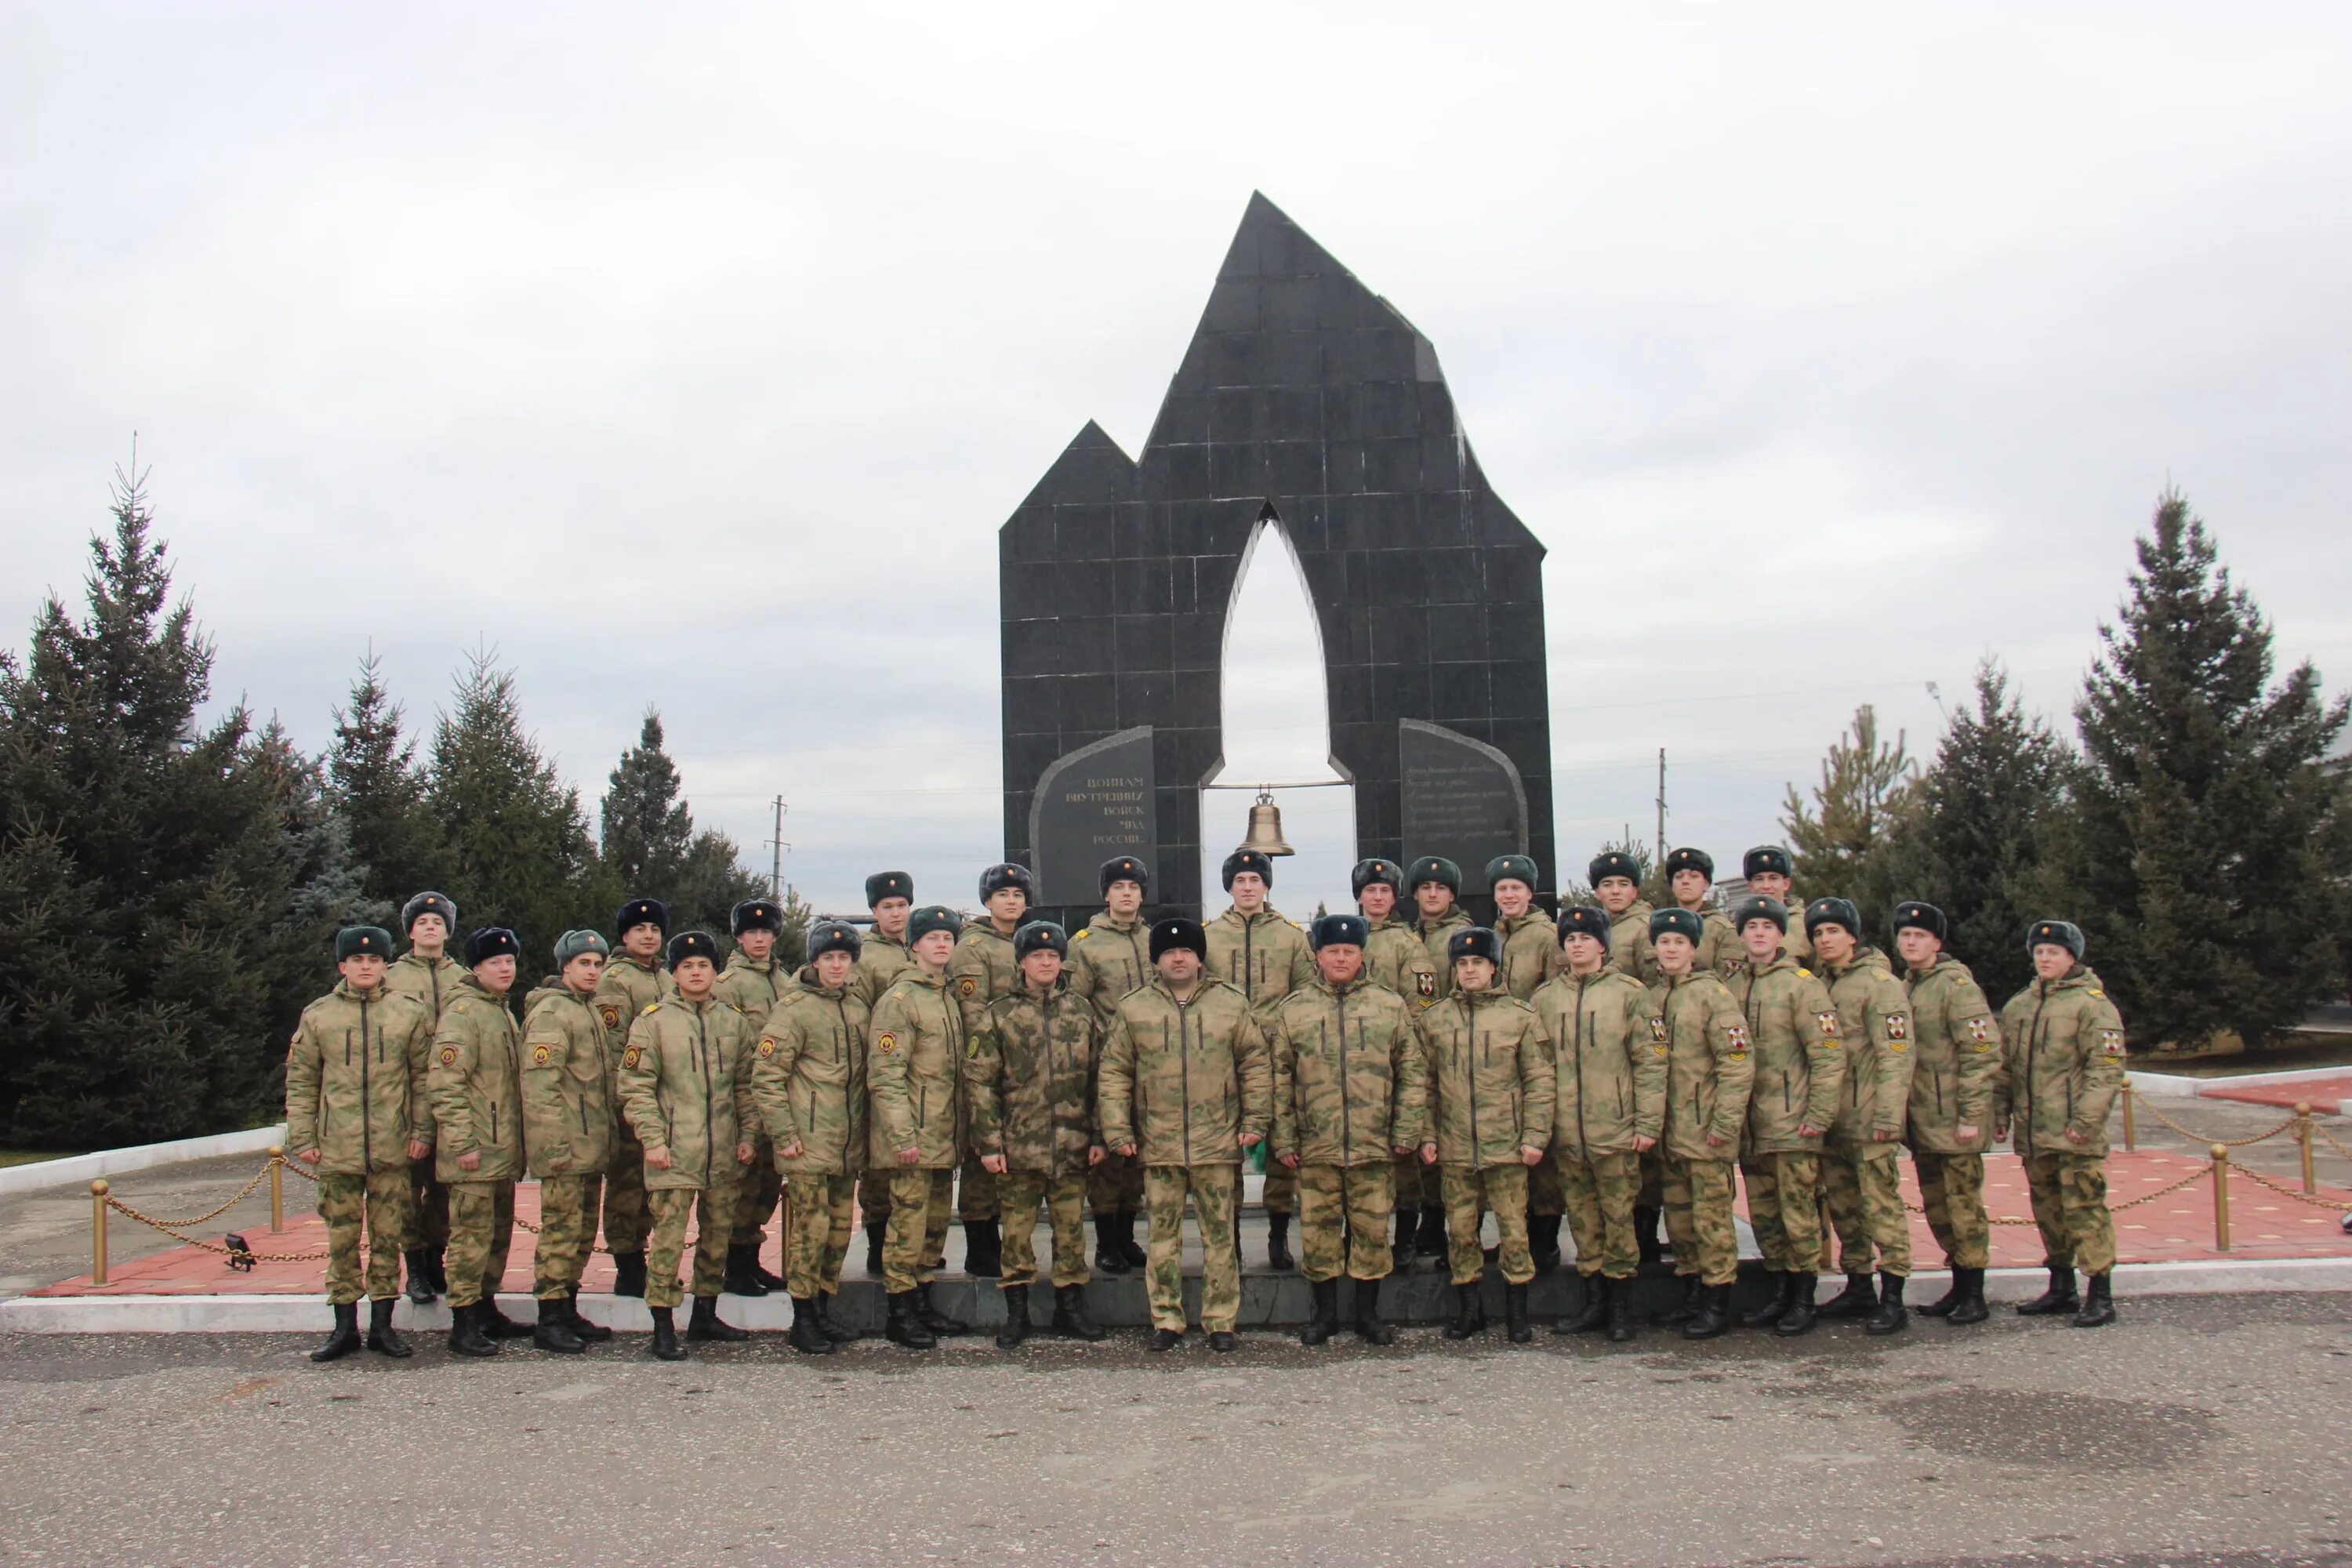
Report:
1205,848,1313,1270
1406,855,1474,1265
1065,855,1154,1277
869,905,975,1349
1354,857,1441,1265
1741,847,1810,967
593,897,673,1300
1646,907,1753,1340
1664,848,1738,977
949,863,1037,1278
1807,897,1916,1336
430,926,531,1357
1592,850,1664,1262
1489,855,1565,1271
385,891,464,1306
714,898,792,1299
854,871,916,1273
517,929,620,1354
1893,900,2002,1327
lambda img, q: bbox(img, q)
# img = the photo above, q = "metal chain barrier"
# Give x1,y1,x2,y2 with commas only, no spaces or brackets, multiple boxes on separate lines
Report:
96,1160,277,1229
2110,1162,2220,1210
2130,1091,2299,1149
96,1189,328,1264
2233,1161,2352,1211
2313,1121,2352,1163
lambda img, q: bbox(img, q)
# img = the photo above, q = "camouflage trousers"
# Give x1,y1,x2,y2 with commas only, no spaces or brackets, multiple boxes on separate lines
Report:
883,1167,954,1294
1297,1161,1395,1283
533,1174,603,1298
1392,1151,1436,1212
1552,1149,1640,1279
603,1132,651,1254
1262,1159,1297,1218
1915,1151,1991,1270
1661,1156,1738,1287
1740,1150,1822,1273
786,1174,855,1299
1527,1155,1564,1218
443,1179,515,1308
318,1170,411,1305
645,1182,742,1309
857,1159,894,1231
1441,1165,1532,1287
1144,1164,1240,1333
407,1156,449,1249
1000,1170,1089,1290
2024,1150,2115,1276
1086,1149,1145,1217
732,1134,783,1247
1821,1142,1911,1276
1637,1144,1667,1209
958,1153,999,1224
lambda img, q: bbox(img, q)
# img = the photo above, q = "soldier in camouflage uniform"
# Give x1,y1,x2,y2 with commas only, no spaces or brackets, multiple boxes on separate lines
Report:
1532,906,1663,1341
714,898,793,1298
853,872,917,1272
385,891,465,1305
1100,917,1273,1352
1488,855,1566,1270
1741,848,1810,967
750,919,870,1354
1994,920,2125,1329
592,896,673,1299
1065,855,1153,1277
1353,858,1442,1265
517,930,620,1354
1647,907,1754,1339
1722,896,1842,1337
1893,901,2003,1326
869,905,974,1348
967,921,1109,1348
1417,927,1554,1344
1206,848,1313,1269
1268,913,1427,1346
1806,898,1915,1335
617,931,758,1359
948,863,1036,1277
287,925,433,1361
1406,856,1475,1265
1592,850,1666,1264
1664,848,1739,977
430,927,531,1357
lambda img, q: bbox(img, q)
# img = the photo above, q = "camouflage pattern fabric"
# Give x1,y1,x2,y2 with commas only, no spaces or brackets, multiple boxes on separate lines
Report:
1903,957,2002,1155
2023,1150,2116,1274
1441,1163,1531,1286
998,1170,1090,1290
644,1182,740,1308
604,1147,650,1254
786,1173,856,1299
428,978,525,1185
1915,1150,1990,1270
1087,1153,1145,1218
1605,900,1658,985
1363,917,1441,1011
1296,1160,1395,1283
1661,1155,1737,1287
1553,1149,1641,1279
285,981,434,1176
443,1178,515,1308
593,954,669,1255
1821,1142,1911,1276
882,1167,953,1294
1995,965,2127,1160
1494,909,1563,1000
1144,1164,1240,1333
1739,1150,1820,1273
532,1173,603,1298
317,1169,412,1304
1819,947,1915,1153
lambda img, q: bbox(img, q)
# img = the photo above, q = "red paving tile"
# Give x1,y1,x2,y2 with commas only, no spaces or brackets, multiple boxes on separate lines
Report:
36,1151,2352,1298
2198,1073,2352,1115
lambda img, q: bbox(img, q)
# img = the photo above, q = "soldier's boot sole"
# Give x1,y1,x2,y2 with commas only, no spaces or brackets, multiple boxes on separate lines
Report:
996,1284,1033,1350
1113,1213,1149,1271
1443,1287,1486,1341
1775,1275,1820,1337
751,1250,788,1292
1944,1268,1990,1325
1555,1276,1613,1335
815,1293,862,1343
687,1298,751,1342
1504,1283,1533,1344
564,1290,612,1342
1299,1278,1341,1346
1819,1274,1879,1319
533,1299,586,1354
1207,1331,1236,1353
885,1292,936,1350
1051,1286,1107,1341
648,1308,688,1361
1681,1284,1734,1341
1738,1271,1793,1329
720,1245,770,1298
2016,1265,2080,1316
789,1301,837,1355
1353,1279,1398,1345
310,1304,363,1363
1864,1273,1908,1336
365,1299,412,1359
402,1250,437,1305
1604,1276,1639,1343
2071,1273,2116,1328
1148,1327,1185,1351
447,1303,499,1358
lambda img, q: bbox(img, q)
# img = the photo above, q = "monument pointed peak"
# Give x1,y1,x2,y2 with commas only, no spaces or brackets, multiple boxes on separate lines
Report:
1214,191,1349,283
1067,419,1127,454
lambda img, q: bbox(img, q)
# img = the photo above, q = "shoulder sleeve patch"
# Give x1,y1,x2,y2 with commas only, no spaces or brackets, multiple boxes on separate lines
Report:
641,1004,660,1015
438,1046,457,1066
531,1044,551,1067
1885,1013,1911,1042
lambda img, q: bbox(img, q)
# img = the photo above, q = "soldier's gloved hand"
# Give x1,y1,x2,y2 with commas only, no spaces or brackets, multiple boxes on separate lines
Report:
735,1142,755,1164
295,1147,321,1165
457,1150,481,1171
981,1154,1007,1174
1633,1134,1657,1153
898,1145,921,1166
646,1147,674,1170
406,1138,430,1161
1087,1145,1105,1167
1420,1142,1437,1166
1279,1152,1300,1169
777,1140,804,1160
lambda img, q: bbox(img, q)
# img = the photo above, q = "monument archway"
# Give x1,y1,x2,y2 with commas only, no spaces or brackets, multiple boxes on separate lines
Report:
1001,193,1553,926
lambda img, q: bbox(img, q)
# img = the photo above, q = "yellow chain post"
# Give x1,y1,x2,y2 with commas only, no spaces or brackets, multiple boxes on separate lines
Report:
2210,1144,2230,1251
90,1179,110,1285
267,1147,285,1232
2296,1103,2316,1196
2121,1083,2135,1152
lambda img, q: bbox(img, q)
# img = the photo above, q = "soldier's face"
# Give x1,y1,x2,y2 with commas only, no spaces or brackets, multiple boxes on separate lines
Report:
1358,883,1396,920
736,929,775,963
1454,955,1495,992
1156,949,1201,985
1229,872,1267,913
873,897,911,938
1105,880,1144,919
814,950,855,988
474,955,517,994
563,953,604,994
987,888,1029,926
1671,870,1709,908
1563,932,1606,972
408,914,447,954
1494,880,1532,919
1748,871,1791,901
2032,943,2075,981
673,956,717,996
1595,877,1637,913
1741,920,1783,960
1415,883,1454,919
1316,944,1365,985
1653,933,1694,975
913,930,957,968
339,955,387,991
622,924,662,958
1896,928,1942,968
1812,925,1856,965
1021,950,1064,989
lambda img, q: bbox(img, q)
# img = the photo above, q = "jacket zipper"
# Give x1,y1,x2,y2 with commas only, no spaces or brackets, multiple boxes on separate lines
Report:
1464,998,1482,1164
1336,989,1352,1166
358,995,371,1168
835,990,862,1158
1178,998,1192,1160
1573,977,1592,1157
2025,985,2051,1153
696,1004,716,1189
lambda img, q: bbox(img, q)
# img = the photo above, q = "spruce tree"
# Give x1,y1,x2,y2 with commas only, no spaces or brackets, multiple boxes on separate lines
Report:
1781,703,1921,938
601,710,694,894
2066,492,2351,1050
670,827,769,943
328,652,447,918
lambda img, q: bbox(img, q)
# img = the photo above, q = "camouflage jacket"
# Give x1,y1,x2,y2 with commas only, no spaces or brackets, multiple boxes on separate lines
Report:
428,977,524,1183
966,979,1103,1178
1606,901,1659,985
1647,970,1754,1163
1065,909,1152,1016
1530,968,1664,1160
750,974,869,1178
713,953,794,1036
1674,905,1740,979
1418,988,1555,1169
517,983,617,1178
1905,957,2003,1153
854,928,916,1008
1268,976,1427,1167
385,950,470,1021
1724,953,1843,1156
285,981,434,1175
1414,910,1476,1000
1205,906,1314,1012
949,920,1022,1036
1098,978,1272,1167
593,954,672,1145
1494,909,1563,1000
617,995,757,1192
1994,965,2126,1159
867,969,965,1168
1363,916,1442,1011
1820,947,1916,1150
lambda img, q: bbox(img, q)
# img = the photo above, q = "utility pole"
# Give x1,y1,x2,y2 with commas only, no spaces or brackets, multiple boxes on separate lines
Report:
1654,749,1667,870
765,795,791,899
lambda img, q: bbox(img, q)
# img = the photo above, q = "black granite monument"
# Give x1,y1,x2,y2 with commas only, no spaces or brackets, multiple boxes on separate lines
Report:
1000,193,1553,924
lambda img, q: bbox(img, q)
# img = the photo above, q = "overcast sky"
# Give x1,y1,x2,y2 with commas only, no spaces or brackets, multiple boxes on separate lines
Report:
6,4,2349,919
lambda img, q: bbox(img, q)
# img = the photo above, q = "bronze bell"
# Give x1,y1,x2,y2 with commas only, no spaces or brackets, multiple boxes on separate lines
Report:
1236,790,1296,857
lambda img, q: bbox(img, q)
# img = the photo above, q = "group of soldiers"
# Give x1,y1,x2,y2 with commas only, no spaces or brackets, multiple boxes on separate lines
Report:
283,843,2129,1363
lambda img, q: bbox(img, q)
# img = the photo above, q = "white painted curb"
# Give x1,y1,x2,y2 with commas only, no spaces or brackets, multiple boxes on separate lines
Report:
2125,1072,2207,1100
0,1125,289,1197
2194,1064,2352,1092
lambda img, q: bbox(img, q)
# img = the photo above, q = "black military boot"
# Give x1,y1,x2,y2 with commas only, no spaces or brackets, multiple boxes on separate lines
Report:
1918,1269,1963,1317
688,1296,750,1342
995,1284,1033,1349
424,1246,449,1294
403,1249,436,1305
1051,1284,1106,1341
1416,1204,1448,1262
479,1297,532,1339
447,1301,498,1358
1740,1271,1795,1330
751,1248,786,1293
722,1243,770,1298
1504,1282,1533,1344
1148,1327,1184,1352
884,1290,935,1349
1633,1205,1664,1269
2017,1264,2080,1316
1820,1271,1879,1318
1945,1267,1988,1325
310,1302,362,1363
962,1220,1002,1279
789,1297,836,1355
1300,1278,1341,1346
564,1289,612,1342
1207,1330,1236,1352
1266,1213,1295,1272
366,1298,412,1357
1605,1276,1639,1342
916,1281,970,1336
1682,1283,1733,1341
648,1305,686,1360
1094,1213,1131,1274
1555,1273,1612,1335
609,1250,648,1299
1659,1276,1702,1325
1776,1273,1820,1337
864,1222,887,1277
1443,1282,1487,1340
1865,1272,1908,1336
534,1297,586,1354
2071,1271,2116,1328
1354,1279,1397,1345
1527,1214,1563,1276
1392,1205,1419,1269
815,1291,860,1343
1114,1212,1148,1270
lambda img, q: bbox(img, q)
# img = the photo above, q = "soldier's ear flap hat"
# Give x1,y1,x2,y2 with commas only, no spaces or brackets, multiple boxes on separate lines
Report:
1447,926,1502,965
1099,855,1150,895
1665,846,1715,881
554,929,610,965
1484,855,1539,892
1802,897,1861,939
465,927,521,966
2027,919,2085,959
731,899,783,937
1310,913,1370,950
336,926,394,962
1221,849,1274,890
400,891,456,934
806,920,862,962
1588,850,1639,887
866,871,913,908
1742,845,1793,880
1409,855,1462,894
906,905,964,946
978,863,1036,902
1892,901,1947,943
1648,907,1704,945
1557,905,1612,945
1149,916,1208,963
666,931,721,967
1014,920,1069,959
1730,895,1788,934
1350,858,1403,897
616,897,669,937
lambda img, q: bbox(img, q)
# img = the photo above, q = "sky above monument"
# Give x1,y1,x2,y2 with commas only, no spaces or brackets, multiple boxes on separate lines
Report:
5,3,2349,918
